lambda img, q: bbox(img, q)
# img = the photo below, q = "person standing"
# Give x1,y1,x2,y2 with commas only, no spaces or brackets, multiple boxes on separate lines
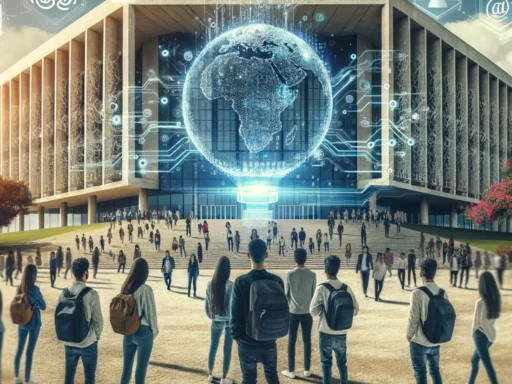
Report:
230,239,286,384
474,251,482,279
13,264,46,384
197,243,204,267
450,250,460,287
154,230,161,251
57,258,103,384
55,246,64,278
188,254,199,297
323,233,330,253
272,222,278,243
290,228,298,249
407,259,453,384
407,249,417,288
49,252,57,288
119,258,159,384
384,248,394,277
282,249,316,379
493,253,507,289
384,218,390,238
203,220,209,238
161,251,175,291
310,255,359,384
459,251,472,289
5,250,15,286
360,223,367,247
356,246,373,297
81,234,87,252
64,248,73,280
467,271,500,384
92,247,100,279
0,254,4,278
119,227,125,245
137,226,143,239
186,216,192,237
266,230,272,251
308,238,314,255
206,256,234,384
337,223,344,247
397,252,407,290
316,230,322,253
436,237,442,260
373,253,387,302
179,236,186,258
88,236,94,253
118,250,126,274
99,236,105,253
328,224,334,242
483,251,491,271
75,235,80,251
205,232,211,251
279,236,286,256
227,227,234,252
107,229,113,247
15,249,23,279
299,228,306,248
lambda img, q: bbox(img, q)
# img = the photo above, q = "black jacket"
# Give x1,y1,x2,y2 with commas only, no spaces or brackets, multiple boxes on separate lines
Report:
356,253,373,273
299,230,306,240
161,256,175,272
408,253,416,266
230,269,284,346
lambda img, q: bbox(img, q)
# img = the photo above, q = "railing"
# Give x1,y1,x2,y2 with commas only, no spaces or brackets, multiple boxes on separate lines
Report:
277,205,317,220
200,205,238,220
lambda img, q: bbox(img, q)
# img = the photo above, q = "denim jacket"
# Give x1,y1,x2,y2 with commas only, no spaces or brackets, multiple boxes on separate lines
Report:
20,285,46,331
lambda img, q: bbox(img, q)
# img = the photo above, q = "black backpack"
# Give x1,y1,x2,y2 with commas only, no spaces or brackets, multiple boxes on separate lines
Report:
246,279,289,341
322,283,354,331
55,287,92,343
418,287,456,344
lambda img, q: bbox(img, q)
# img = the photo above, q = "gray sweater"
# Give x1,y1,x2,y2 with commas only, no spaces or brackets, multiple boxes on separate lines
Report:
286,267,317,315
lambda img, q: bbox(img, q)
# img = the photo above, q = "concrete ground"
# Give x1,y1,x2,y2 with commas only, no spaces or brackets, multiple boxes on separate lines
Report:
0,266,510,384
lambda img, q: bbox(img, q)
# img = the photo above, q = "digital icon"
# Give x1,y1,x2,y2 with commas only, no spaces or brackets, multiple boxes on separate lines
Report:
428,0,448,8
23,0,87,27
477,0,512,37
410,0,461,20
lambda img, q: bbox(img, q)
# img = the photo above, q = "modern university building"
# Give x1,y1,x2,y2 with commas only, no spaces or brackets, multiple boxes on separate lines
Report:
1,0,512,233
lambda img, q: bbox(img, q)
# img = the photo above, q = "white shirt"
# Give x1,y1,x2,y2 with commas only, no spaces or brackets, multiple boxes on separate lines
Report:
451,256,459,271
397,258,407,270
407,282,449,347
361,254,368,272
472,298,496,342
310,279,359,335
163,258,173,274
373,261,387,281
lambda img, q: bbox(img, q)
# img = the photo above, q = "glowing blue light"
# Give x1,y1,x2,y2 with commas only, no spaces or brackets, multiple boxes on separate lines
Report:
389,139,397,147
162,50,169,57
350,53,357,60
315,12,326,23
389,100,398,109
161,97,169,105
138,159,147,168
412,112,419,121
367,141,375,149
111,115,121,125
408,138,415,146
184,51,194,61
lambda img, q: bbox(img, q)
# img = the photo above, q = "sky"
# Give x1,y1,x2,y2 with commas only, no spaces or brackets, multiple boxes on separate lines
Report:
0,0,511,75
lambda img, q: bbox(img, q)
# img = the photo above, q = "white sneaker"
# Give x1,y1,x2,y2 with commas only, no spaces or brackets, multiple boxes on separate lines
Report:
208,375,213,383
281,370,295,379
14,379,23,384
304,370,312,377
220,379,233,384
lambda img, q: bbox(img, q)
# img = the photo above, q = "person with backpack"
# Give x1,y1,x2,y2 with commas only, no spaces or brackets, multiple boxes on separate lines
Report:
92,247,100,279
467,271,500,384
278,236,286,256
356,246,373,297
49,252,57,288
11,264,45,384
161,251,175,290
64,248,73,280
282,248,316,380
118,250,127,274
117,258,159,384
188,254,199,297
407,259,455,384
230,238,287,384
310,255,359,384
206,256,234,384
56,257,103,384
5,250,15,286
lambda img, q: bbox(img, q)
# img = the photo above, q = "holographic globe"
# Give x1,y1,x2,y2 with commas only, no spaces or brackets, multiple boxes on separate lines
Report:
183,24,332,179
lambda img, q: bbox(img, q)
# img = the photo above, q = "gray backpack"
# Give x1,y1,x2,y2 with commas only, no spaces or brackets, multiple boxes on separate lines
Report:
246,280,289,341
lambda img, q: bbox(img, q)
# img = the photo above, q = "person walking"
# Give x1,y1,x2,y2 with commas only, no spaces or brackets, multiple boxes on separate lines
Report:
310,255,359,384
467,271,500,384
384,218,390,238
272,222,278,243
185,216,192,237
179,236,186,257
128,224,134,244
345,243,352,265
119,258,159,384
493,253,507,289
205,232,211,251
88,236,94,253
203,220,209,238
107,229,113,246
279,236,286,256
91,247,100,279
299,227,306,248
5,250,15,286
436,237,442,260
227,227,234,252
397,252,407,290
154,230,161,251
282,249,316,379
55,246,63,278
49,252,57,288
407,259,453,384
206,256,234,384
34,249,42,269
234,231,241,253
137,226,143,239
0,254,4,278
360,223,367,247
266,230,272,251
99,236,105,253
384,248,394,277
337,223,344,247
161,251,175,290
64,248,73,280
474,251,482,279
450,250,460,287
316,230,322,253
197,243,204,268
230,239,286,384
290,228,298,249
323,233,330,253
133,245,142,261
13,264,46,384
407,249,417,288
81,235,87,252
172,237,178,253
119,227,125,245
308,238,314,255
15,249,23,280
57,258,103,384
373,253,387,302
0,288,3,383
356,246,373,297
187,254,199,297
118,250,126,274
459,251,473,289
483,251,491,271
328,224,334,242
75,235,80,251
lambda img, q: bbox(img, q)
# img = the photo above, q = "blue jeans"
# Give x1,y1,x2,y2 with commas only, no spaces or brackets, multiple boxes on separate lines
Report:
65,342,98,384
319,332,347,384
208,320,233,374
468,330,498,384
409,341,442,384
238,342,279,384
227,237,234,251
164,273,172,289
188,273,197,296
121,325,154,384
14,326,41,381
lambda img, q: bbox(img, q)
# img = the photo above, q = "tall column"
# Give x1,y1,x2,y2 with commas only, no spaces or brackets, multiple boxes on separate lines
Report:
60,202,68,227
369,193,377,214
38,206,45,229
508,217,512,233
138,188,148,212
88,195,97,225
18,212,25,232
450,205,457,228
420,197,429,225
491,220,499,232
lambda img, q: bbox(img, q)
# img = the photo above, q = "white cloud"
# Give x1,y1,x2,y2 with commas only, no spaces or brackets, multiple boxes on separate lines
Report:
0,26,54,75
444,17,512,76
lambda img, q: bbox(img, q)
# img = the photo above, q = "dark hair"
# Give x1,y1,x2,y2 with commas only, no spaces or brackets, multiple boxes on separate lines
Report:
248,239,267,264
121,258,149,294
211,256,231,316
325,255,341,277
376,252,383,261
362,245,369,252
72,258,90,279
294,248,307,265
421,259,437,280
478,271,501,320
18,264,37,297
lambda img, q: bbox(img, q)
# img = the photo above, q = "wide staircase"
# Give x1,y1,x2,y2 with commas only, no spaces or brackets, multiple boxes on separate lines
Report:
18,219,433,270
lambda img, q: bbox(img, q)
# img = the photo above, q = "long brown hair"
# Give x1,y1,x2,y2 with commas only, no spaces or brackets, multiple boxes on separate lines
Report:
18,264,37,296
211,256,231,316
121,258,149,294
